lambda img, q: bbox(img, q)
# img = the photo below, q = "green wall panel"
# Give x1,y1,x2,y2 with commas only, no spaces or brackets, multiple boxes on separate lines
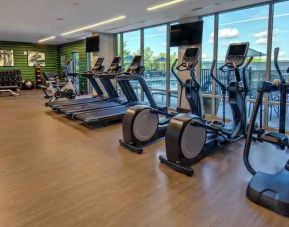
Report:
0,40,88,93
0,41,58,81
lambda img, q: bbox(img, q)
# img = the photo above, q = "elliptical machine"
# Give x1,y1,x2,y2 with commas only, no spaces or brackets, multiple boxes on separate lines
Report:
119,47,201,154
243,48,289,217
159,42,253,176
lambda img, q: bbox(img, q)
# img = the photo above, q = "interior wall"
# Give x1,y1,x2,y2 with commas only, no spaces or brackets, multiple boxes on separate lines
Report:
0,41,58,81
177,16,200,110
58,40,88,92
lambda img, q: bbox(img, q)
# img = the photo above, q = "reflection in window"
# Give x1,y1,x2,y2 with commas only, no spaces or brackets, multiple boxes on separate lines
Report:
269,1,289,129
144,25,167,106
217,5,269,120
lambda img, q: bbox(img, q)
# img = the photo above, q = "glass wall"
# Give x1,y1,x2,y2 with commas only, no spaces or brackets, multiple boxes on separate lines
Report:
123,30,141,70
144,25,167,106
115,0,289,132
201,15,215,115
269,1,289,129
169,47,178,108
217,5,269,119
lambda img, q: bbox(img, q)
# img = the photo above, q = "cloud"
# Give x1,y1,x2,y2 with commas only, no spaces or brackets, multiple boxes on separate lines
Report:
209,32,214,44
255,37,267,45
218,28,240,39
279,51,286,58
253,31,267,38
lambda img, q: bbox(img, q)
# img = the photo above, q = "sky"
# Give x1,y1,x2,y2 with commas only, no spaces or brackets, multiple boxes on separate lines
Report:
121,1,289,63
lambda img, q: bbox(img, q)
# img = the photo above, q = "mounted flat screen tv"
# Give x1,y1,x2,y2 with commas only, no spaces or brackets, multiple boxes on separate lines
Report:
170,21,203,47
86,36,100,52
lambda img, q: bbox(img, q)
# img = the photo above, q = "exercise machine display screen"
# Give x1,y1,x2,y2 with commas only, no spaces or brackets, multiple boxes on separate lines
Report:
112,57,121,64
226,43,249,67
95,57,104,65
183,48,199,64
228,44,248,57
132,56,142,65
109,57,121,71
129,56,142,70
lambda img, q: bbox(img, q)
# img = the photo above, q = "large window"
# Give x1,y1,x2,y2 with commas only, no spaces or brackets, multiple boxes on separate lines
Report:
201,15,215,115
114,1,289,132
217,5,269,119
269,1,289,129
144,25,167,106
123,30,141,70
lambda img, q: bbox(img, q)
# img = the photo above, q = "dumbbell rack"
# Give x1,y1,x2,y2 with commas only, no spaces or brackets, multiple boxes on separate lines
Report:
0,70,22,96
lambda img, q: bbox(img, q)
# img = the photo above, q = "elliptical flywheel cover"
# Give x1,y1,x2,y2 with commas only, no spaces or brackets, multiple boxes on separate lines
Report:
133,108,159,142
181,118,206,159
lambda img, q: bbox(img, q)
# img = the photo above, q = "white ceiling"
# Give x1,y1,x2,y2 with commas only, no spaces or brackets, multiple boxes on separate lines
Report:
0,0,269,45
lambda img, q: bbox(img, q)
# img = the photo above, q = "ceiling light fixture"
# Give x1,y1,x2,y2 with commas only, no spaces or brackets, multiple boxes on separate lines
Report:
61,16,126,36
38,36,56,43
147,0,184,11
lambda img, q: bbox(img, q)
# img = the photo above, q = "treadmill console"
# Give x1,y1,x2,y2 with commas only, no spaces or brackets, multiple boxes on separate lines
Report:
92,57,105,71
183,47,200,67
108,57,121,72
225,43,249,68
127,55,143,74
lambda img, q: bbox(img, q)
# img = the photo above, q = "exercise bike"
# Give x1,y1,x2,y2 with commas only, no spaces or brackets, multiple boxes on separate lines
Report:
159,42,253,176
243,47,289,217
119,47,201,154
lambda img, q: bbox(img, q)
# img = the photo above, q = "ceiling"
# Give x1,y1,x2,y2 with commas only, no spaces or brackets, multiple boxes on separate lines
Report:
0,0,269,45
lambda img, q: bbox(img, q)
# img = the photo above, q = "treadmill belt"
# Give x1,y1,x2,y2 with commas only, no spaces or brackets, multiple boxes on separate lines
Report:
50,96,105,110
74,106,128,124
59,101,121,115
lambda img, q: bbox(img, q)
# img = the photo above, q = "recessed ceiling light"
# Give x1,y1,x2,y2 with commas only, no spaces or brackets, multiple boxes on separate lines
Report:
61,16,126,36
147,0,184,11
38,36,56,43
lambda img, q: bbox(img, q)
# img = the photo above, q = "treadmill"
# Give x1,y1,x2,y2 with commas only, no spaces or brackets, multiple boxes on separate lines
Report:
47,57,106,110
58,56,143,117
73,56,150,125
52,57,122,111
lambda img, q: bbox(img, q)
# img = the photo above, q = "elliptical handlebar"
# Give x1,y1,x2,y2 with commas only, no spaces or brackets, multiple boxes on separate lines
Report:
210,59,226,91
274,47,286,83
171,59,185,87
242,56,254,93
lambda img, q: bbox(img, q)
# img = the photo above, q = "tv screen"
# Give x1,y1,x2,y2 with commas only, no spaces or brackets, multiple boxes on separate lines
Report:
86,36,100,52
170,21,203,47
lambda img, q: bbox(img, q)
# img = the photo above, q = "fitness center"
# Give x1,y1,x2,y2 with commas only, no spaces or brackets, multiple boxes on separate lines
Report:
1,0,289,226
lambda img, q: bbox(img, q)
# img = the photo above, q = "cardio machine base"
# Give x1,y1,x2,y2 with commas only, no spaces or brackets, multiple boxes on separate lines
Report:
119,139,144,154
159,155,194,177
119,134,166,155
246,166,289,217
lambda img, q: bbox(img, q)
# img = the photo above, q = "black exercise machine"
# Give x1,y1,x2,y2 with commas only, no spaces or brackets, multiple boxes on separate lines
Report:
118,47,201,154
243,47,289,217
71,56,146,125
56,57,128,116
48,57,121,110
159,43,253,176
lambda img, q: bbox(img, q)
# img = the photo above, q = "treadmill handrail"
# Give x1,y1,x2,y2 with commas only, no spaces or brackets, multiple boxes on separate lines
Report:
115,74,158,109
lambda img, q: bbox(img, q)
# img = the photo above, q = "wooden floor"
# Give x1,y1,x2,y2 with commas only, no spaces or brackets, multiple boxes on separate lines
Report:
0,90,289,227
